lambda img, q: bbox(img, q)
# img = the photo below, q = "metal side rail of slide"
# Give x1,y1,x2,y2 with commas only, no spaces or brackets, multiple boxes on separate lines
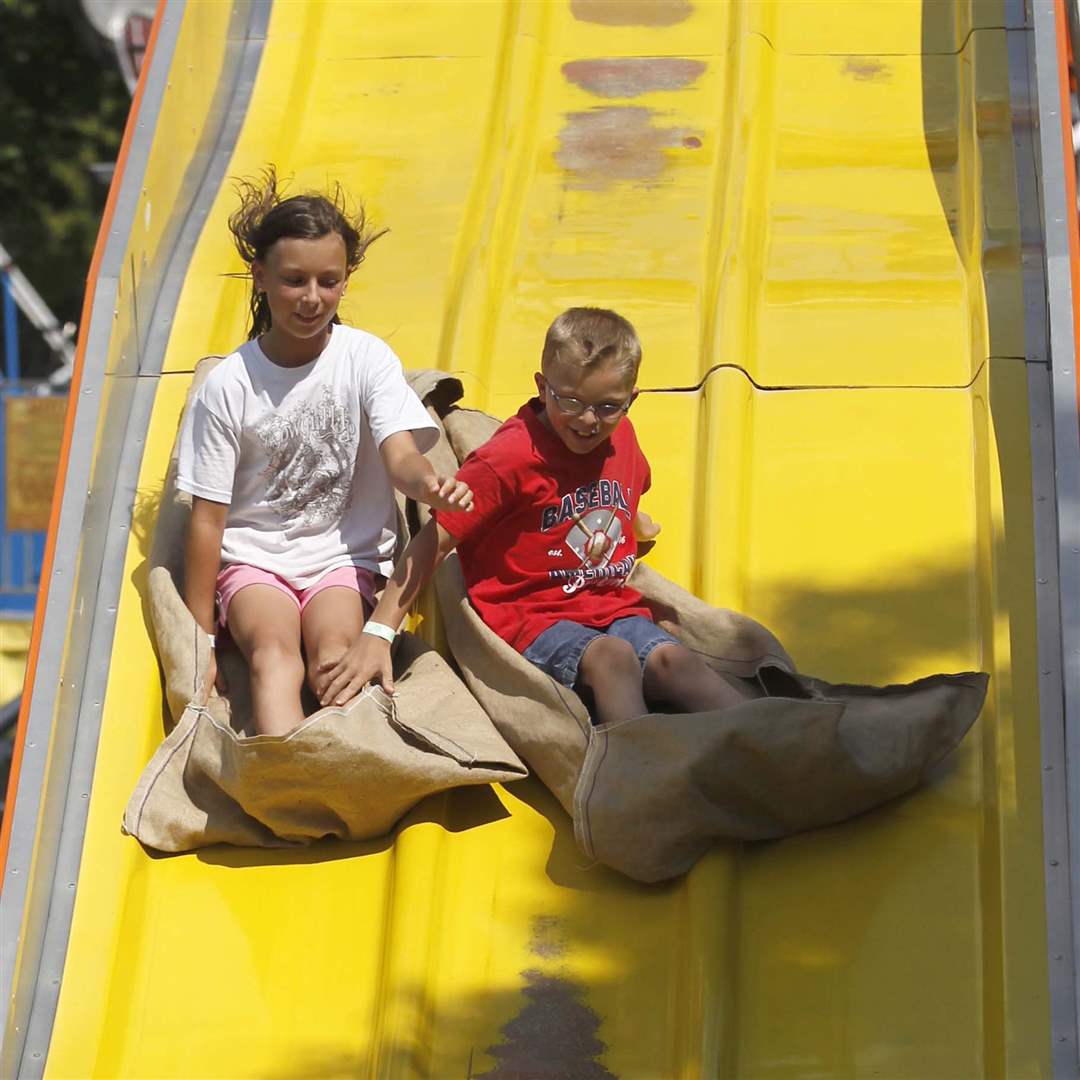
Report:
2,0,1079,1075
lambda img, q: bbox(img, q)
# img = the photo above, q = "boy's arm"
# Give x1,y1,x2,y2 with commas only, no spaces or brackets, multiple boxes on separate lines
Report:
184,495,229,693
313,518,460,705
379,430,473,513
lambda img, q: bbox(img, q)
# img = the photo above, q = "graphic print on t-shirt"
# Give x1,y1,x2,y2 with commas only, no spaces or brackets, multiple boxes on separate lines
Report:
255,384,357,527
539,478,636,594
565,509,623,568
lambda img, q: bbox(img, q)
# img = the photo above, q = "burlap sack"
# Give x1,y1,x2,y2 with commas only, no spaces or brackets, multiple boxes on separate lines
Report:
414,376,988,883
123,358,526,852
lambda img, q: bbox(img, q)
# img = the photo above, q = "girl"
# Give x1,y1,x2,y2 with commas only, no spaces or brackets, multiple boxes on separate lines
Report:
177,169,471,735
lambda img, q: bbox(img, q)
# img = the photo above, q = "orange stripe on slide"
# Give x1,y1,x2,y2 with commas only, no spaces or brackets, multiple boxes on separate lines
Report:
0,0,169,886
1053,0,1080,423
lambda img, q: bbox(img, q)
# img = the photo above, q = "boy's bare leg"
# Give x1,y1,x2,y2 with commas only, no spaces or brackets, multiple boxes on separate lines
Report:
228,585,306,735
301,586,369,706
575,636,649,726
643,643,748,713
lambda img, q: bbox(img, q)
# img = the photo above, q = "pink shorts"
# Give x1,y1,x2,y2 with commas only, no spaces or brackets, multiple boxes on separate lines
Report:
215,563,378,630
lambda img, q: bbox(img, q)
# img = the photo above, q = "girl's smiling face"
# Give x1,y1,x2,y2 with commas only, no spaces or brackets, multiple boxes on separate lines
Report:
252,232,348,348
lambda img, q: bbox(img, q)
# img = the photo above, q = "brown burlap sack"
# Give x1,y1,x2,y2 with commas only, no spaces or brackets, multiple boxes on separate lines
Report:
123,359,526,852
413,375,988,884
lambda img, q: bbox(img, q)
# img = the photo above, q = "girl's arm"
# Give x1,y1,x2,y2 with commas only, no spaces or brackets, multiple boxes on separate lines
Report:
313,518,459,705
185,496,229,692
379,431,473,513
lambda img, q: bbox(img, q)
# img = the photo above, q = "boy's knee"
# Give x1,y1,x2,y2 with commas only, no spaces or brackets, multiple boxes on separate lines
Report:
644,641,695,686
578,634,640,682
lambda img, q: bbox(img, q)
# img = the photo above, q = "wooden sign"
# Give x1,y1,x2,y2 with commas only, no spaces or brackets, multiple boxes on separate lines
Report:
5,395,67,532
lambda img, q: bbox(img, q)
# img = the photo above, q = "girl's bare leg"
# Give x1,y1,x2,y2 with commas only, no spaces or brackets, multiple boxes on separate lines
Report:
301,586,369,706
227,585,305,735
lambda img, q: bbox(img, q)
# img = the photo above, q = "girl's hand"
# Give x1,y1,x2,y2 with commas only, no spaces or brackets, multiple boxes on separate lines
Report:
379,434,474,513
315,635,395,706
213,650,228,694
420,474,473,514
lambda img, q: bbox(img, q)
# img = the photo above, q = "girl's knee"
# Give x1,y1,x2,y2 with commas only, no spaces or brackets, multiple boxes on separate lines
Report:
248,641,304,687
305,635,350,684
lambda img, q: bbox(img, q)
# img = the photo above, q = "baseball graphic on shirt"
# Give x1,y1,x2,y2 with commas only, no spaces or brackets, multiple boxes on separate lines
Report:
255,385,358,527
565,510,623,568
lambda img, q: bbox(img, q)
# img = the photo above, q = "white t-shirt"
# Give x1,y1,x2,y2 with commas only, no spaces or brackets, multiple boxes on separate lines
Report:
176,324,438,586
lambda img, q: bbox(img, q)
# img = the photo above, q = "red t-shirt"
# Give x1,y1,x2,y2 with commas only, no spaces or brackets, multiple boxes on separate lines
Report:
435,399,654,653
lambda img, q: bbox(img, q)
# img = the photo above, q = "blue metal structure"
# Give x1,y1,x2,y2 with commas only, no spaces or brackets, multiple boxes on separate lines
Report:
1,272,52,619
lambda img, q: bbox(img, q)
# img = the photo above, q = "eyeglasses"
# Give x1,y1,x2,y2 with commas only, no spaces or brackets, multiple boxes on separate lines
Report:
543,382,636,421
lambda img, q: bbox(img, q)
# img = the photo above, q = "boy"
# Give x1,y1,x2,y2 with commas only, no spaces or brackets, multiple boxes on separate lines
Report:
315,307,747,724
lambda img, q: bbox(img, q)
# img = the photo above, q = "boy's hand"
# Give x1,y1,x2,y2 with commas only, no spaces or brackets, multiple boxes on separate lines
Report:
315,635,395,706
634,510,661,541
420,474,474,514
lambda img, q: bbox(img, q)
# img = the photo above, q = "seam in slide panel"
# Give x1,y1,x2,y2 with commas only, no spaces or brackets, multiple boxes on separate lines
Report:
640,358,1005,396
746,25,1002,59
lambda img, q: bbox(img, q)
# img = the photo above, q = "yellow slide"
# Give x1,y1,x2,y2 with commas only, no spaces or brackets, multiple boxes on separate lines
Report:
0,0,1067,1075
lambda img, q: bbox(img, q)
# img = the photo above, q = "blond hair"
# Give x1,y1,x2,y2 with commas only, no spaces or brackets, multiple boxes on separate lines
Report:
541,307,642,380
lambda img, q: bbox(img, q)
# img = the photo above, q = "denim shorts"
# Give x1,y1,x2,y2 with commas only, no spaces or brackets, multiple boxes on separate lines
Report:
522,615,680,690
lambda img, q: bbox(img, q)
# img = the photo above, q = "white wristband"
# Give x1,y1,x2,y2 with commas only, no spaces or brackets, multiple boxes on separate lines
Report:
362,621,396,644
206,632,216,649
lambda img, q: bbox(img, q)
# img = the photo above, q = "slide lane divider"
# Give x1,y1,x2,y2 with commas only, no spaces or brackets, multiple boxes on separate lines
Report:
0,2,271,1076
1028,0,1080,1072
0,5,175,1071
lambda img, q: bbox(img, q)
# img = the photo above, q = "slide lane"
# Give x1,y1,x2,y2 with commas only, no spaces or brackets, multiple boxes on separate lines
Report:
2,0,1055,1075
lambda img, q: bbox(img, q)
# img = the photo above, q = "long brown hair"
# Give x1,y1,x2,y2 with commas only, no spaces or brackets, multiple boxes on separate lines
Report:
227,167,387,339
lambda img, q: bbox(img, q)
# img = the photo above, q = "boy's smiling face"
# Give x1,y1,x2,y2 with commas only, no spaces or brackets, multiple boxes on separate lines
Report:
535,358,638,455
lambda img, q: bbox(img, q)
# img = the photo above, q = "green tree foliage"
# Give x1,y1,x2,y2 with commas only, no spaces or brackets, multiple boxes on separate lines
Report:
0,0,129,377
